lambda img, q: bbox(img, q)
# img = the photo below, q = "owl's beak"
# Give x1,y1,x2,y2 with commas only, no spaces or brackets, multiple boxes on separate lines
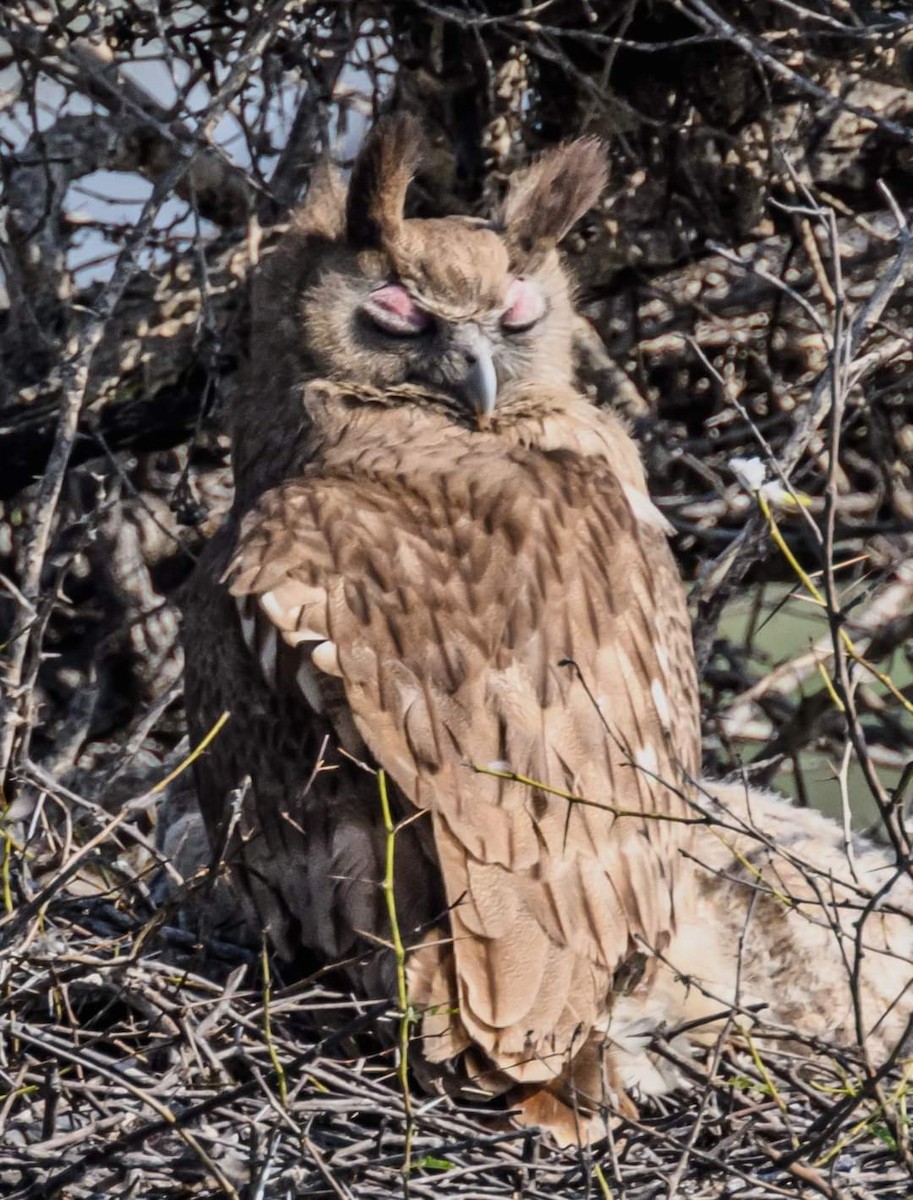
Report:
451,326,498,428
464,353,498,428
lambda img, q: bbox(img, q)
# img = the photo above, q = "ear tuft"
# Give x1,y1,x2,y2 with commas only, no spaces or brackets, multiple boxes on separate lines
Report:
289,162,347,242
346,113,425,251
497,138,607,267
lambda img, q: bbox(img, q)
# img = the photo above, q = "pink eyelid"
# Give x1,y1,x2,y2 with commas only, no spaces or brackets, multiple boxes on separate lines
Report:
362,284,431,334
501,278,545,330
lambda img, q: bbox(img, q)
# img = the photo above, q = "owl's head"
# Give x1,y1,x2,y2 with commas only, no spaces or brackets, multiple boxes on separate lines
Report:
250,114,607,432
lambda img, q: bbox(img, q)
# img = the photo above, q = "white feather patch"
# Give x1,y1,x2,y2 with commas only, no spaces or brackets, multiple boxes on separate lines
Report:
259,589,288,623
311,639,342,678
634,745,659,775
623,483,674,535
651,678,671,726
654,641,670,676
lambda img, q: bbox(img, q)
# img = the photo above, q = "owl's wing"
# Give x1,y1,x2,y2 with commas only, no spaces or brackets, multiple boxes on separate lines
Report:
226,444,699,1081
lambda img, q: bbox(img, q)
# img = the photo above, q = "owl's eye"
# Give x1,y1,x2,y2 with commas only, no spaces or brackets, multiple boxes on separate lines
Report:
361,284,432,337
501,278,545,333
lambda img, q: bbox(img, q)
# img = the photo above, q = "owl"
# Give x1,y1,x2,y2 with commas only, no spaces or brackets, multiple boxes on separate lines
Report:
181,114,702,1138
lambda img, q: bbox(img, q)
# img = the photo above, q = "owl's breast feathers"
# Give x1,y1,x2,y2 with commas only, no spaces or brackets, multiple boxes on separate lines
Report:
209,379,700,1082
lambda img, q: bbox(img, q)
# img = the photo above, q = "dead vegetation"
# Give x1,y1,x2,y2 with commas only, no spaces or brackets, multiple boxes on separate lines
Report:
1,2,912,1196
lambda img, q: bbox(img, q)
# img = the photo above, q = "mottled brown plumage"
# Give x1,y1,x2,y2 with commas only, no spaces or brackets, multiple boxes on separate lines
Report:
182,115,701,1134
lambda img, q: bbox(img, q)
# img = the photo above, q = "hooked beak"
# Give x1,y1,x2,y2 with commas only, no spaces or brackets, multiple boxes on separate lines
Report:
450,325,498,429
464,352,498,428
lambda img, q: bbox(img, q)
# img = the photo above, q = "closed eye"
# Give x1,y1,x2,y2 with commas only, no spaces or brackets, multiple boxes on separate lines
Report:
360,283,432,337
500,278,545,333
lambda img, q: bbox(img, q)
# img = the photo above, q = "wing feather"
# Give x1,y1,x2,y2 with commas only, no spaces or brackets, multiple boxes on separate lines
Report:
225,404,699,1080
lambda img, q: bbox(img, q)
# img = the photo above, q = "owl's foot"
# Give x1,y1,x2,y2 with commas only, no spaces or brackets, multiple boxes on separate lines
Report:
506,1080,636,1148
